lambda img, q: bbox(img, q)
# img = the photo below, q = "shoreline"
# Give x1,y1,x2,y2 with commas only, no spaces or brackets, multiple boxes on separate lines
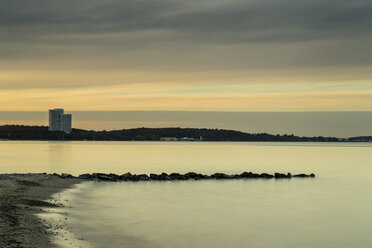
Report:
1,125,354,142
0,171,315,247
0,139,368,143
0,174,82,248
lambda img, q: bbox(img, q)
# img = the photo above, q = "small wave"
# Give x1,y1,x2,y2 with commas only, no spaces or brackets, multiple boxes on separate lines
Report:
37,183,94,248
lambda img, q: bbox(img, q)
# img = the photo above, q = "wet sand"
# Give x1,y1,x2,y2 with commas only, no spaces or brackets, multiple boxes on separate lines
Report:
0,174,81,248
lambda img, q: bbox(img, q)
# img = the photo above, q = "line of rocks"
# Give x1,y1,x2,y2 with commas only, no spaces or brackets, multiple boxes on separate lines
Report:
54,172,315,182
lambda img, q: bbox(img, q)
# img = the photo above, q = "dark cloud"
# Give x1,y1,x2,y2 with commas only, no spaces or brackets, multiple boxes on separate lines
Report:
1,0,371,40
0,0,371,75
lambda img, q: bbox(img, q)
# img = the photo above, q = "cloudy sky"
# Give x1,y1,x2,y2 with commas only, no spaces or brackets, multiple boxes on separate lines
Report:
0,0,371,112
1,111,372,137
0,0,372,134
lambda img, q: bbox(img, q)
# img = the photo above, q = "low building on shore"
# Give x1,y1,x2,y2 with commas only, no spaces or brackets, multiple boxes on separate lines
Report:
160,137,179,141
160,137,203,141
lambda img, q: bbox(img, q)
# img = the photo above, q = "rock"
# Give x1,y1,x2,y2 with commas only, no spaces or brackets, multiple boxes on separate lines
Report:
92,173,104,178
274,173,289,179
180,175,189,180
160,173,171,181
293,174,306,177
90,173,116,181
138,174,150,181
150,173,160,180
293,173,315,178
240,172,253,178
196,174,206,179
240,172,261,178
121,172,133,181
78,174,91,179
57,171,314,182
119,172,140,181
97,174,116,181
211,173,232,179
61,173,74,179
188,173,205,180
260,173,274,179
169,173,181,180
129,175,140,181
109,173,119,180
185,172,198,178
251,173,261,178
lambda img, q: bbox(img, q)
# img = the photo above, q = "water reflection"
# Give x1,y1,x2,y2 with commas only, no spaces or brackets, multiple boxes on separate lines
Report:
58,175,372,248
2,141,370,247
1,141,371,177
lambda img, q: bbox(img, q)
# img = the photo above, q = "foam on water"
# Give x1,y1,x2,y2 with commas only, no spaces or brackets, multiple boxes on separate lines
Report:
38,184,94,248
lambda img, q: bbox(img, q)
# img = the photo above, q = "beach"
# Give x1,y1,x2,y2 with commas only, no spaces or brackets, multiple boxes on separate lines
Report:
0,174,81,248
0,170,312,248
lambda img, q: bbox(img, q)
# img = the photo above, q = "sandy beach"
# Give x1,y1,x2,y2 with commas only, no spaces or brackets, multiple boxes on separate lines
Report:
0,174,81,248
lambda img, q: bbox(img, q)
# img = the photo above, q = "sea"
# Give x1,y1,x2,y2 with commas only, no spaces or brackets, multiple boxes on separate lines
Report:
1,141,372,248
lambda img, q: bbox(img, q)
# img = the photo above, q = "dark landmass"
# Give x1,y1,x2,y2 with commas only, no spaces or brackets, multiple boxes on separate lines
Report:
0,124,362,142
348,136,372,142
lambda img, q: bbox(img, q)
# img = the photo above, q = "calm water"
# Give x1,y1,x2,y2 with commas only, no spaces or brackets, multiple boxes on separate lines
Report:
1,141,372,247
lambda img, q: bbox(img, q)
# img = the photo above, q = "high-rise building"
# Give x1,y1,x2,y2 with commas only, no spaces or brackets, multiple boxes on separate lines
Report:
48,109,72,133
48,109,64,131
60,113,72,133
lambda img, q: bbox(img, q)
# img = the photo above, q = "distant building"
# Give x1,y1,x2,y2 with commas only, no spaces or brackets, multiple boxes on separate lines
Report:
179,137,196,141
48,109,72,133
160,137,179,141
160,136,204,141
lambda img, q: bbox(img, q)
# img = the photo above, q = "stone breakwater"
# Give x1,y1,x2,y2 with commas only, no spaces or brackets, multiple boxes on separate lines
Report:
55,172,315,182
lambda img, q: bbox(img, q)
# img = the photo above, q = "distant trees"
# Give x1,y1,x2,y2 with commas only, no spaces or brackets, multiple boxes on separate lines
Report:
0,125,342,142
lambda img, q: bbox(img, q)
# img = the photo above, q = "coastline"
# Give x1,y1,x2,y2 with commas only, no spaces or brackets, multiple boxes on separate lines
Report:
1,125,354,142
0,174,82,248
0,170,315,247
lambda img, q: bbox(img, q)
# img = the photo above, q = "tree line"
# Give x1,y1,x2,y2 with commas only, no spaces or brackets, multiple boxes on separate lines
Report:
0,125,345,142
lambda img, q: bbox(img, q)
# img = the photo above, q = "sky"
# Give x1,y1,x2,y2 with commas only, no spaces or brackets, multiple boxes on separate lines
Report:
0,0,372,134
1,111,371,137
